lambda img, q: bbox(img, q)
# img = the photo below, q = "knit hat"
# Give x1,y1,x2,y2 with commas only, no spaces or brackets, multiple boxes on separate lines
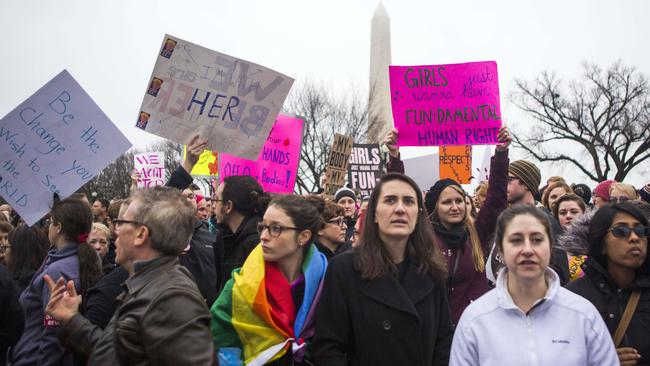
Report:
334,187,357,203
593,180,616,201
508,160,541,196
639,183,650,203
571,183,592,206
424,178,464,215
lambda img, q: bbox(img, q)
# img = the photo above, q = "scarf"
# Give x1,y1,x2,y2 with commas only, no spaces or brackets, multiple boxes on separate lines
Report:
211,244,328,365
433,222,468,250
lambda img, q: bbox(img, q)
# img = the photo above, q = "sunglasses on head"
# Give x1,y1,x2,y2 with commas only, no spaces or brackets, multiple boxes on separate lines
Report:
609,225,650,238
609,196,631,203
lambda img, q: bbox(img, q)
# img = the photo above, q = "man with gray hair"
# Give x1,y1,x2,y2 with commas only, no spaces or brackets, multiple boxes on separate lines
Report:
43,187,216,365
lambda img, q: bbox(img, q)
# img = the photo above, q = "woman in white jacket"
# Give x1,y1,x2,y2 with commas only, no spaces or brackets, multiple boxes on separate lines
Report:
450,205,618,366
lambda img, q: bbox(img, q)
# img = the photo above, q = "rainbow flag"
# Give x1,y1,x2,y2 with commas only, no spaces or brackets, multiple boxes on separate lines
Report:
211,243,327,365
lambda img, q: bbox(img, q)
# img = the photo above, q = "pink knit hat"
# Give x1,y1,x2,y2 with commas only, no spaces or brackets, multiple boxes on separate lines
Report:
593,180,616,201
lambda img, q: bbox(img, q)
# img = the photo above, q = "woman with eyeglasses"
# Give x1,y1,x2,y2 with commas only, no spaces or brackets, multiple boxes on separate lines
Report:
312,173,452,366
210,195,328,366
566,202,650,366
306,196,350,261
609,183,641,204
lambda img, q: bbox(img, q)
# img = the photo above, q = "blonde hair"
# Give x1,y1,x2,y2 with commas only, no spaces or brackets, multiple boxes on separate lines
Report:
432,185,484,272
91,222,110,239
609,183,640,200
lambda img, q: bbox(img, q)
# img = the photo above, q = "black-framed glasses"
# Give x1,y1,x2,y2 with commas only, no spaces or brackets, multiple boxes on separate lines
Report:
610,225,649,238
256,222,301,237
609,196,631,203
326,217,346,228
113,219,151,234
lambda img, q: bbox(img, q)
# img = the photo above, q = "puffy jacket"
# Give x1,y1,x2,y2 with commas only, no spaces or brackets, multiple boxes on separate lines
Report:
57,256,215,365
563,207,650,364
450,268,618,366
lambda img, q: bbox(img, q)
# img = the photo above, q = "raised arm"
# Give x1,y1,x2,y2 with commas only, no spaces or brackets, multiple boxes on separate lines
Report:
474,126,511,251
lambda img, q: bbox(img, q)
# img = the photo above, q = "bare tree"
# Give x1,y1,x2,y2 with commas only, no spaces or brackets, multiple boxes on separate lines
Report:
285,82,369,194
79,139,183,200
511,62,650,182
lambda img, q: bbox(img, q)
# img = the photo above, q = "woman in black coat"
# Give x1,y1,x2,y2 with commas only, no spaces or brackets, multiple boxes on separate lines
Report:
313,173,452,366
566,202,650,366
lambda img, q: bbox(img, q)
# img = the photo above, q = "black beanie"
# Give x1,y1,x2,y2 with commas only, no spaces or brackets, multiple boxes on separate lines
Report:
424,178,464,216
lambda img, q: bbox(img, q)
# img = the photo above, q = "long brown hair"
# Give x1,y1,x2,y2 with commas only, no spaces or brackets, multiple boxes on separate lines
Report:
430,185,485,272
355,173,447,286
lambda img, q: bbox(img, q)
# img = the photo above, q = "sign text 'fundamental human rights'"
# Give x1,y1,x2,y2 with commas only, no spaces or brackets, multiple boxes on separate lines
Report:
389,61,501,147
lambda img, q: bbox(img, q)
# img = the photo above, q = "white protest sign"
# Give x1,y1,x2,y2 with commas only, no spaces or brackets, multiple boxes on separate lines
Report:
134,152,165,188
0,70,132,225
403,153,440,192
137,34,294,160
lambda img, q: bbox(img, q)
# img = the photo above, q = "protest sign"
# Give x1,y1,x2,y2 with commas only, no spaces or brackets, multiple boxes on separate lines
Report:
389,61,501,147
183,147,219,177
137,34,294,160
347,143,384,197
473,145,493,183
324,134,354,196
439,145,472,184
134,152,165,187
0,70,132,225
403,153,440,193
219,114,303,194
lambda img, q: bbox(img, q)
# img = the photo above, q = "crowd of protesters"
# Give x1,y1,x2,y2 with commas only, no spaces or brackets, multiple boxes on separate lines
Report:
0,128,649,366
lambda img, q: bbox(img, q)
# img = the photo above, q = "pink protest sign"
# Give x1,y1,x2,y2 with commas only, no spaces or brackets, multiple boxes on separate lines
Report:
218,115,303,194
389,61,501,146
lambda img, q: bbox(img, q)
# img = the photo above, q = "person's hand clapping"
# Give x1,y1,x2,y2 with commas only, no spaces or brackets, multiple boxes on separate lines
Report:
44,274,81,325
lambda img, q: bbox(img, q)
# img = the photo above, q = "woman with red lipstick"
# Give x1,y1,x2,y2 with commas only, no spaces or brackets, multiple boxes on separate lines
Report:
450,205,618,365
313,173,452,366
567,203,650,366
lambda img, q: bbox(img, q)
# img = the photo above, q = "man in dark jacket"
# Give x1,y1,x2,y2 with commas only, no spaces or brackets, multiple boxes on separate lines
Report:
44,187,215,365
165,135,218,302
213,175,266,287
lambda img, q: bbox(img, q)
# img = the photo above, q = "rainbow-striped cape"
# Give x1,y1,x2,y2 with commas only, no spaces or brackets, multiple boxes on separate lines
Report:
211,243,327,365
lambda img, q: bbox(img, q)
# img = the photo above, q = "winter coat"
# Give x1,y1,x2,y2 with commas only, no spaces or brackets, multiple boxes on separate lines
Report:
0,265,23,366
312,252,453,366
57,256,215,365
435,149,509,324
450,268,618,366
180,220,218,304
563,208,650,364
83,265,129,328
215,215,261,286
10,244,80,366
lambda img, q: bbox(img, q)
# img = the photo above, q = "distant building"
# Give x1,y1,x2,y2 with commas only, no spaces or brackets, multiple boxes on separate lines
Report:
368,2,393,144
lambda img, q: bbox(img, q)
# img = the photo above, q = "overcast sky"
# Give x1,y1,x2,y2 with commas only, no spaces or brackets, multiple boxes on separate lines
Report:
2,0,648,187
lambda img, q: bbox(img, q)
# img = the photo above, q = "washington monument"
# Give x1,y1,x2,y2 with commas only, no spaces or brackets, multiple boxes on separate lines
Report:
368,2,393,143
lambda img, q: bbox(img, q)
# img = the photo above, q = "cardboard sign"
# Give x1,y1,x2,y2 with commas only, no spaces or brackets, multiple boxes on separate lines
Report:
439,145,472,184
347,143,384,197
183,148,219,177
0,70,132,225
134,152,166,187
389,61,501,147
403,153,440,193
219,114,303,194
137,34,294,160
324,134,354,196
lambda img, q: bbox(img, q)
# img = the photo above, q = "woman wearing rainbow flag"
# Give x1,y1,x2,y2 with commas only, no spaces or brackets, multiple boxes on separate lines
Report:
210,195,328,366
313,173,453,366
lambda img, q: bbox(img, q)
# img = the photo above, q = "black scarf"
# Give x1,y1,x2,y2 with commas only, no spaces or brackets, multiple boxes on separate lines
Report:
433,222,468,250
